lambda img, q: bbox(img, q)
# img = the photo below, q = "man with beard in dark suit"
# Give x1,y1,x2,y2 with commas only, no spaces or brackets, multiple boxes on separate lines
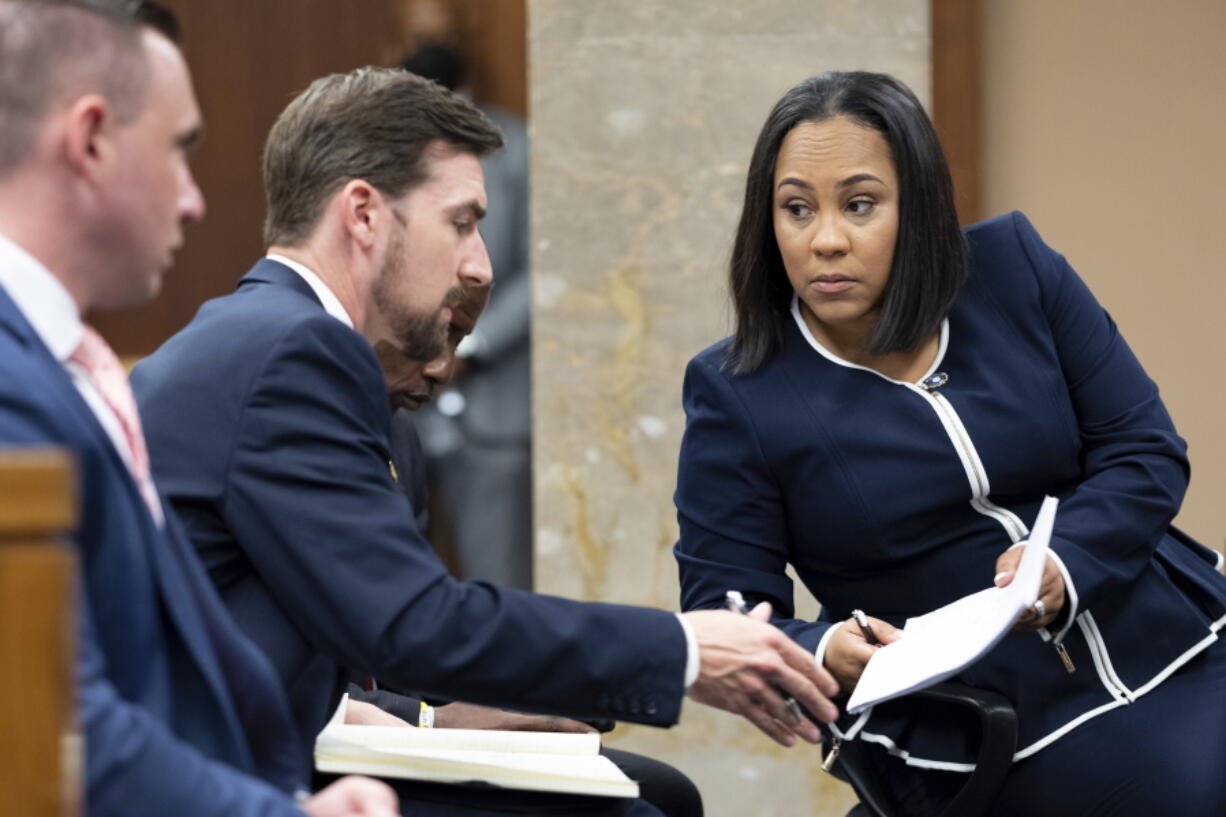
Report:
133,65,838,816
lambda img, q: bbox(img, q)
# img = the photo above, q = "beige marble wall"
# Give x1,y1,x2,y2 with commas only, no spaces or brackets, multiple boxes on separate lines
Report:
530,2,930,815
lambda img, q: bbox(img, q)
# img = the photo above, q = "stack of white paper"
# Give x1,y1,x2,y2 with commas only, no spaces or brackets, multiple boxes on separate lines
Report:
846,496,1058,714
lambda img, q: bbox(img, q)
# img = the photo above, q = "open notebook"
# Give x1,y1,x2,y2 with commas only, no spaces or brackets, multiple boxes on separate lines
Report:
847,496,1059,714
314,695,639,799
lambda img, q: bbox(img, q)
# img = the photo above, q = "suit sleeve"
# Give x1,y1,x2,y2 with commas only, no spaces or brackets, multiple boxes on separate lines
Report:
223,315,686,725
77,593,308,817
0,401,304,817
1012,212,1191,636
674,354,834,656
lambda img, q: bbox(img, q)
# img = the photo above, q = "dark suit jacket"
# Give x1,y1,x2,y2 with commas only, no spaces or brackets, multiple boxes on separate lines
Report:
390,407,429,532
347,412,427,721
132,259,687,758
0,287,306,817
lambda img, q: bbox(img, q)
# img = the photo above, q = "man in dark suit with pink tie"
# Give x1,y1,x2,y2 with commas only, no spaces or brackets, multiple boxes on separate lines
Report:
0,2,395,815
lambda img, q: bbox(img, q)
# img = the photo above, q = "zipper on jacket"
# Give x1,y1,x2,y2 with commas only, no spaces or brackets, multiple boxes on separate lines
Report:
1077,613,1132,701
913,381,1027,542
821,738,842,773
1054,642,1076,673
915,379,1076,673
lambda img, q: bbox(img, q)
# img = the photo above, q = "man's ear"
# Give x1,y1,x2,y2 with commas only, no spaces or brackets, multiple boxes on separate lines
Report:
338,179,386,250
61,94,113,180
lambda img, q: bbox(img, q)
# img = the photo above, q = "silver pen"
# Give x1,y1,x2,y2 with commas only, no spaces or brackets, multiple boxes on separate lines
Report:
724,590,806,724
850,608,880,645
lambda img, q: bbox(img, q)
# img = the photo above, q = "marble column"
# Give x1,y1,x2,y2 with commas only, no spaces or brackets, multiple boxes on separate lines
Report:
530,2,930,814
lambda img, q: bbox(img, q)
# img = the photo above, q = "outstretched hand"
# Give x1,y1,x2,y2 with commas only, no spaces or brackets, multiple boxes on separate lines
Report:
683,602,840,747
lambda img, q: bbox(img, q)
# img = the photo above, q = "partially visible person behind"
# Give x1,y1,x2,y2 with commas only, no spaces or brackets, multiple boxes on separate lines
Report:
401,34,534,591
0,1,395,815
372,282,492,532
674,70,1226,816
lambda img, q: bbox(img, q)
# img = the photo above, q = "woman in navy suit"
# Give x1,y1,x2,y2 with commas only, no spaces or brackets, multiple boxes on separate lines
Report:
674,71,1226,815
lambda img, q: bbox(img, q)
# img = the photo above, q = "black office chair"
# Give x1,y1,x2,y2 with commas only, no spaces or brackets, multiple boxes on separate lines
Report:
833,683,1018,817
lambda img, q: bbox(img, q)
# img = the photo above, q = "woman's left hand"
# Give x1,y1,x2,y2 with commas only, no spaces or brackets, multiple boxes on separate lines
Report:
993,548,1066,631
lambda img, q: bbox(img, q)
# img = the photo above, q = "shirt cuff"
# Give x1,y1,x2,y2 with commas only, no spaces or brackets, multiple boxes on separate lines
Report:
814,620,844,670
675,613,700,688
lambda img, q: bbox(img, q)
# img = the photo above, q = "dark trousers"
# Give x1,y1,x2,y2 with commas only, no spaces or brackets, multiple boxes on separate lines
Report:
861,635,1226,816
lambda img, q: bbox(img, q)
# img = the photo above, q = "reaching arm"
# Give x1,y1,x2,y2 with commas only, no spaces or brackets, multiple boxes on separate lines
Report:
223,315,688,725
225,315,837,741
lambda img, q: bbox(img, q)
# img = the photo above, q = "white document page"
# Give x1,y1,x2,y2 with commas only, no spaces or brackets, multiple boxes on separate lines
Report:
846,496,1058,714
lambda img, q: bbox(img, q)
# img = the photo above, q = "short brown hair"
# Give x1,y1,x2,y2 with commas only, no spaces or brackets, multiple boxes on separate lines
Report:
262,67,503,247
0,0,149,177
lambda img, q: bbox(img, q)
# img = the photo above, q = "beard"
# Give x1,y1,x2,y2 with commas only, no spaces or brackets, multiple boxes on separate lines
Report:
372,234,456,361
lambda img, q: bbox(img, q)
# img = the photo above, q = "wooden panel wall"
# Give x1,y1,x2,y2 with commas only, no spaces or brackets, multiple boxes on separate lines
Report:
0,450,77,817
932,0,981,224
453,0,528,118
385,0,528,116
92,0,392,356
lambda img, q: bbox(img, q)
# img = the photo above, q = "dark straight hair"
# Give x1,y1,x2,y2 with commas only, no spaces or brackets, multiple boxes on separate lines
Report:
728,71,968,373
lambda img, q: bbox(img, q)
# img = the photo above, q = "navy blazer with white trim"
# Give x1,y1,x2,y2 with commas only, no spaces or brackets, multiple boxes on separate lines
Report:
675,211,1226,768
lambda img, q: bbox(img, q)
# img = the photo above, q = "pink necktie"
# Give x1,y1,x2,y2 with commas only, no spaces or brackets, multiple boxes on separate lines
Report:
70,325,162,522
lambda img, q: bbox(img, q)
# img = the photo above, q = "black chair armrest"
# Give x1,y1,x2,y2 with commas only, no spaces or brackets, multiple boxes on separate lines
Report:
836,682,1018,817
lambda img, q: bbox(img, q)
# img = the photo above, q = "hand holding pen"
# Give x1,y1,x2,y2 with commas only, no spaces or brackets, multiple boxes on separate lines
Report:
822,609,903,694
851,609,880,645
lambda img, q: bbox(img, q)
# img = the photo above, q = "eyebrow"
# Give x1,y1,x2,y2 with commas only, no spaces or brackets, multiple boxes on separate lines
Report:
448,199,487,222
837,173,885,189
775,172,886,191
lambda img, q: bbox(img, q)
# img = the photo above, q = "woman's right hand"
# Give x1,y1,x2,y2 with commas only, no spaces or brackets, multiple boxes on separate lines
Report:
823,616,903,694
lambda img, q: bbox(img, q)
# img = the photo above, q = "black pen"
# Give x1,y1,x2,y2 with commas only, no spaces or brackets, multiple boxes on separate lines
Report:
725,590,805,724
850,609,880,645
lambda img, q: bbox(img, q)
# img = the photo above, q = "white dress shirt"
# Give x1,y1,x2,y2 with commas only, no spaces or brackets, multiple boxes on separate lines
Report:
265,253,354,328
